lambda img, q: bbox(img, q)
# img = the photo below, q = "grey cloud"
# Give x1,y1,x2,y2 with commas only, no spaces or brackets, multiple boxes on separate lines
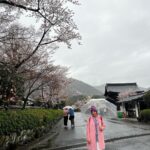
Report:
53,0,150,88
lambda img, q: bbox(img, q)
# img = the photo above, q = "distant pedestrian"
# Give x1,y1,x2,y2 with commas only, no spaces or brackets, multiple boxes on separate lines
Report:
63,108,69,128
68,108,75,128
86,106,106,150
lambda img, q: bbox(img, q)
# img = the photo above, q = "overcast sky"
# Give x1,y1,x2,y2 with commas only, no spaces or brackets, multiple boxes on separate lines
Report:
52,0,150,88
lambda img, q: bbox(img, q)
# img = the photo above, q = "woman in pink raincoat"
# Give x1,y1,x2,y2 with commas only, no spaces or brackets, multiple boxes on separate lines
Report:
86,106,106,150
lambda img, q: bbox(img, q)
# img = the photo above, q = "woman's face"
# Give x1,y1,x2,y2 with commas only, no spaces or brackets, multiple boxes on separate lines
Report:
92,110,98,117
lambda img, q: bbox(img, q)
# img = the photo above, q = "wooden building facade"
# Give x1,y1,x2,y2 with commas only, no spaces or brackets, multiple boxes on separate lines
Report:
104,83,145,118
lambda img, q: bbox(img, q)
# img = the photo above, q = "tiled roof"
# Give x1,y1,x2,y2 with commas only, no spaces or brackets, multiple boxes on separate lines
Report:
105,83,141,93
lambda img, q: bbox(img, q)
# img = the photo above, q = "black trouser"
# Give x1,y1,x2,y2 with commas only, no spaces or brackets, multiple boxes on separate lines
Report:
69,116,75,125
64,116,68,126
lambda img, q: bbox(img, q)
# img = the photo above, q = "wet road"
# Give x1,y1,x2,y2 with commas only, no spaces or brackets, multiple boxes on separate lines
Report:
105,135,150,150
48,113,150,149
63,135,150,150
30,112,150,150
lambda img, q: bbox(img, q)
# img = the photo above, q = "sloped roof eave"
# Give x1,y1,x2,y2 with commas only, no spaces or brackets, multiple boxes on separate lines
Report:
117,94,144,103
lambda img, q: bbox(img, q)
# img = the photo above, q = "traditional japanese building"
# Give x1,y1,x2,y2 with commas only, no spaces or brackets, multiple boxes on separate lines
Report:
104,83,145,118
117,92,145,118
105,83,142,103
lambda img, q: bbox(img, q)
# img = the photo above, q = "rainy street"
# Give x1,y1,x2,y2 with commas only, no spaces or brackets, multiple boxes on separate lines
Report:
1,1,150,150
49,113,150,150
28,112,150,150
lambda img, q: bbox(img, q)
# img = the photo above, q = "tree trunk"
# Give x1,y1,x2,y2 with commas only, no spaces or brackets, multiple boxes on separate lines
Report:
22,98,27,109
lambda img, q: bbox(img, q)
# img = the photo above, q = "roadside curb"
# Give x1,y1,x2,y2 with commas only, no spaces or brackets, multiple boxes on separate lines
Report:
105,132,150,142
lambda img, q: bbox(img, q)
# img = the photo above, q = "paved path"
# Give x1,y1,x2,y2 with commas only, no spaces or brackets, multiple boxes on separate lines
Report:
60,135,150,150
30,112,150,150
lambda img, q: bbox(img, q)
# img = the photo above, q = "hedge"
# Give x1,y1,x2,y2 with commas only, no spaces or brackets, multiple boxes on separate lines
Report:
140,109,150,122
0,109,63,135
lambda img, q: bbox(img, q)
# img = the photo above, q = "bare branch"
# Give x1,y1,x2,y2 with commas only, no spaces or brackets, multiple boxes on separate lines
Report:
40,38,60,46
38,11,55,26
15,29,48,69
0,0,40,12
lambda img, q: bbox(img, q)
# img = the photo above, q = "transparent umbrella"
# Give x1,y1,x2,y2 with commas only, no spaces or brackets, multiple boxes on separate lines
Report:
81,98,117,118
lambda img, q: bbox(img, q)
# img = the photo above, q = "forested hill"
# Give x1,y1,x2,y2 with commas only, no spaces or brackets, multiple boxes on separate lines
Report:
66,79,103,97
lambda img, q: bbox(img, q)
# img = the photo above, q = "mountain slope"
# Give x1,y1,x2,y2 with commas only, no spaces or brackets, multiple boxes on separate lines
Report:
95,84,106,95
66,79,103,97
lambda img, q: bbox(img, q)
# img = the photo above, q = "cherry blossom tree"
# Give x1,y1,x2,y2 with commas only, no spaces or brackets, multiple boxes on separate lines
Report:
0,0,81,108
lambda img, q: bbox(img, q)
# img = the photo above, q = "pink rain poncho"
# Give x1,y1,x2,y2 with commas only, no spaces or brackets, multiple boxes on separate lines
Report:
86,115,106,150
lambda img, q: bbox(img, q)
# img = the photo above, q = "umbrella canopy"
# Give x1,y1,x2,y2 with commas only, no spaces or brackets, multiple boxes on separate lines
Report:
81,98,117,118
63,106,73,110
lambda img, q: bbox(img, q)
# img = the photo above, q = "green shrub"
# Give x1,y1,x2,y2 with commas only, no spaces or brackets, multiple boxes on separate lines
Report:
143,91,150,108
0,109,63,135
140,109,150,122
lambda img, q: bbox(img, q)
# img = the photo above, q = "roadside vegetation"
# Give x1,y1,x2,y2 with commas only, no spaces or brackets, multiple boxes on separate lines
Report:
0,109,63,135
139,91,150,122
